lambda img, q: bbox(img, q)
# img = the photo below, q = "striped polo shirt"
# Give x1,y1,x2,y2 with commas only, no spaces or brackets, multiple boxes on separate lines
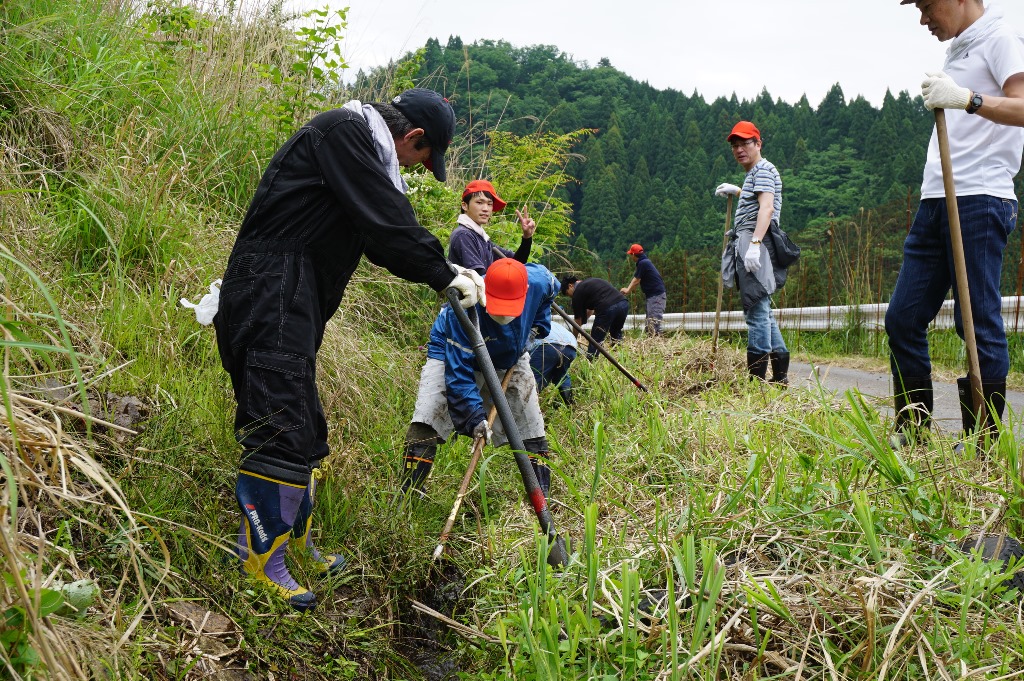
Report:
734,158,782,229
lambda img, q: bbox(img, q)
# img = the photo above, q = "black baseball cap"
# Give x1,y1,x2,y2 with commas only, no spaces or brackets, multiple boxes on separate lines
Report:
391,88,456,182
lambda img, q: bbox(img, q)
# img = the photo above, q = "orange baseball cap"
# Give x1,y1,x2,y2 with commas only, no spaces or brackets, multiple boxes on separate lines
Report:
627,244,644,255
727,121,761,141
462,179,507,211
484,258,529,316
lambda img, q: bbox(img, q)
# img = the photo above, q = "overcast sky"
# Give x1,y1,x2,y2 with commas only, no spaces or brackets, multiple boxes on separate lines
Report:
287,0,1024,108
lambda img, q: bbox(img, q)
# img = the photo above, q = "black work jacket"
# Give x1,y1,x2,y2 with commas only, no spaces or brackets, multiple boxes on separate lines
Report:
229,107,454,322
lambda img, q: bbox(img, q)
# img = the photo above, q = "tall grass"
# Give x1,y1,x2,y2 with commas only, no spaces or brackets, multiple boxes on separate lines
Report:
0,249,169,679
461,340,1024,678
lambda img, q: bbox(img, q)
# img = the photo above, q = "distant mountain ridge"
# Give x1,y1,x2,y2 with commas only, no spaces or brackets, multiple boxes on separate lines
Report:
401,36,952,256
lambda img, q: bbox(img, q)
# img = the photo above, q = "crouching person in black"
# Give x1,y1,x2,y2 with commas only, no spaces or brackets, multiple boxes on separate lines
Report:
559,276,629,360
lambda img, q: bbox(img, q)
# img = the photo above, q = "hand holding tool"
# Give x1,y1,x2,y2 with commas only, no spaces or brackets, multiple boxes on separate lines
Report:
471,420,491,444
934,108,987,434
922,72,970,111
449,265,486,308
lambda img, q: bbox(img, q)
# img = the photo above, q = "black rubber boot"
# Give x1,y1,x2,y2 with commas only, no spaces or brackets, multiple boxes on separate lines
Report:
891,375,933,448
956,378,1006,452
401,442,437,493
400,423,441,494
746,351,769,380
558,385,574,406
529,455,551,499
768,351,790,385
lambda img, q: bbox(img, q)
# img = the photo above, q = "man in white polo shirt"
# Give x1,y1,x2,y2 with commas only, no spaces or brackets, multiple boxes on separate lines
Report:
887,0,1024,447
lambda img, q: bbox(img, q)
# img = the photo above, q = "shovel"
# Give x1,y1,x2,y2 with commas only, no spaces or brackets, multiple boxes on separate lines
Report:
445,288,570,568
712,193,735,358
432,368,514,561
934,109,987,433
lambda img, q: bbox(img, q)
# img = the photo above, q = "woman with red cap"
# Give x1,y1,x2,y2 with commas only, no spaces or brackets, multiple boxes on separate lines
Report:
449,179,537,274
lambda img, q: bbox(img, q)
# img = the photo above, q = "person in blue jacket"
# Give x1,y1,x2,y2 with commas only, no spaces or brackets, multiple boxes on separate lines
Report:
529,321,578,405
401,259,559,498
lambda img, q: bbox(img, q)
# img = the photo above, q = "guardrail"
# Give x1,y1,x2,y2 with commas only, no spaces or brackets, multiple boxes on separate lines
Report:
559,296,1024,334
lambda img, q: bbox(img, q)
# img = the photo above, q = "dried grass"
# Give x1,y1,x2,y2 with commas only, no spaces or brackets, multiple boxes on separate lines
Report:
1,367,170,678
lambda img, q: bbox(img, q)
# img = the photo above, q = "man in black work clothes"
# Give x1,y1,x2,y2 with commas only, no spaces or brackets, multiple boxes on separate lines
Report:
620,243,667,335
213,88,484,612
560,276,629,359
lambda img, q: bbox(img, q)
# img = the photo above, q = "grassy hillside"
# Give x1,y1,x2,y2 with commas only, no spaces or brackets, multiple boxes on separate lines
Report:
3,2,1024,679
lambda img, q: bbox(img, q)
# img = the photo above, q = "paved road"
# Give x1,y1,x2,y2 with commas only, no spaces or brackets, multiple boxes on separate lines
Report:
789,361,1024,432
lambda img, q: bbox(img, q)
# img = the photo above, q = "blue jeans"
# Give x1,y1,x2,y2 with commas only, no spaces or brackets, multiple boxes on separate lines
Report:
885,195,1017,381
745,295,786,355
530,344,577,392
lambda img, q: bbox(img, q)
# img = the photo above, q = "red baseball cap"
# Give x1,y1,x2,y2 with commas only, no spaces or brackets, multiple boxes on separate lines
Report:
627,244,644,255
484,258,529,316
727,121,761,142
462,179,507,211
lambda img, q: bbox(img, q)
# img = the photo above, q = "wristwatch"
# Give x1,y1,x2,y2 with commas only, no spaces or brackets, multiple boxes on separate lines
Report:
966,91,983,114
750,238,762,245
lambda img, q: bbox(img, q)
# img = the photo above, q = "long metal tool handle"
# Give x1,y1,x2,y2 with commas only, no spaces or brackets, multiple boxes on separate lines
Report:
432,368,514,561
712,193,735,355
935,109,987,429
445,289,569,567
551,302,649,393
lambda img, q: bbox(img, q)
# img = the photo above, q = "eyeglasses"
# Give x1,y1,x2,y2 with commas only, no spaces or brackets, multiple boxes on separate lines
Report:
730,139,756,149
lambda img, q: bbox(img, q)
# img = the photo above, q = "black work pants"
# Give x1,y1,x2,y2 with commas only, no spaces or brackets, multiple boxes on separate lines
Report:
587,300,628,359
214,246,331,487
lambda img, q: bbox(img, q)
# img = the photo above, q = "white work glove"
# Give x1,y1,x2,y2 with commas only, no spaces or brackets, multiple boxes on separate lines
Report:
472,420,492,443
743,243,762,273
180,279,222,325
921,71,970,111
715,182,741,197
448,265,486,309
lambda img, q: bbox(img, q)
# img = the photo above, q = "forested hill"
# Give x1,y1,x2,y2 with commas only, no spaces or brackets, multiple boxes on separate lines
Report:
401,37,941,256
